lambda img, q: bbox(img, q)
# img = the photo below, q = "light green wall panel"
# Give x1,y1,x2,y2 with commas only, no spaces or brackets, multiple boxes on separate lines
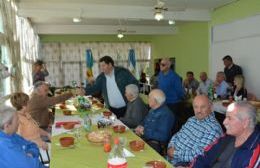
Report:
152,22,209,78
40,35,153,43
211,0,260,26
40,22,209,79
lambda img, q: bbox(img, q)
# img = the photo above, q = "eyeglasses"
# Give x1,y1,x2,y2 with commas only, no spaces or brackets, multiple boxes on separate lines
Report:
160,63,166,67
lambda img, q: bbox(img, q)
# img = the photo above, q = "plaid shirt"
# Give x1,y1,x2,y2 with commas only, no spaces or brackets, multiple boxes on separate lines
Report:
168,113,223,165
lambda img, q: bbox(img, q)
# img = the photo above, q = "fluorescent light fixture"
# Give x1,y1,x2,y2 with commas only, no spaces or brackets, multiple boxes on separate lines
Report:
117,33,124,39
154,11,164,21
168,20,175,25
73,17,82,23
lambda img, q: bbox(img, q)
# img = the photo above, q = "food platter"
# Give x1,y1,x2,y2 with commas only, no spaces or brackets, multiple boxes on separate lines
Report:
86,130,111,144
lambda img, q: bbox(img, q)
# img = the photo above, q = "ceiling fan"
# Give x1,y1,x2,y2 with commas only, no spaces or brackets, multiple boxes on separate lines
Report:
154,0,168,21
116,19,136,38
154,0,168,12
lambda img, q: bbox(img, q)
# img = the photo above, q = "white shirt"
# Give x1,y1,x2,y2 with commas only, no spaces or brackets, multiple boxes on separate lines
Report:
105,70,126,108
197,78,213,95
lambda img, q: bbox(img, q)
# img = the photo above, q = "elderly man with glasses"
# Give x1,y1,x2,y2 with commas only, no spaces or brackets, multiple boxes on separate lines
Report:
27,81,74,130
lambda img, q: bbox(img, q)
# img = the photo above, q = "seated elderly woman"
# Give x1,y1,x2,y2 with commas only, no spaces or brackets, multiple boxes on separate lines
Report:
0,105,46,168
10,92,51,150
119,84,148,129
135,89,175,154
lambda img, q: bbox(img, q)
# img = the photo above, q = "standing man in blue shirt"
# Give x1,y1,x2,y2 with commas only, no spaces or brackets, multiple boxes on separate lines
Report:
157,58,184,133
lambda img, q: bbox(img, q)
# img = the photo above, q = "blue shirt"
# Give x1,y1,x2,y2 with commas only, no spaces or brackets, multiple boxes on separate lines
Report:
216,80,229,98
0,131,45,168
158,70,184,104
168,113,223,165
142,104,175,143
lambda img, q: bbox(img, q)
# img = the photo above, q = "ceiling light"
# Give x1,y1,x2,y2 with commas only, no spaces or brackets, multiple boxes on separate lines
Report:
117,33,124,39
73,17,82,23
168,20,175,25
154,10,164,21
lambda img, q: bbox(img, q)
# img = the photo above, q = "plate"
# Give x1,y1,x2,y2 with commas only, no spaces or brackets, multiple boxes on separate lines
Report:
145,161,166,168
86,130,111,144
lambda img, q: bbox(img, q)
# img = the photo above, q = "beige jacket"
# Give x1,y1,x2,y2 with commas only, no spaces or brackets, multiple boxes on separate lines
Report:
27,92,72,128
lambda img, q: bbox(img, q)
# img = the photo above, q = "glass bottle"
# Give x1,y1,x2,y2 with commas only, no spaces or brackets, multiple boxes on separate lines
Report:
107,138,127,168
207,83,214,101
83,114,92,132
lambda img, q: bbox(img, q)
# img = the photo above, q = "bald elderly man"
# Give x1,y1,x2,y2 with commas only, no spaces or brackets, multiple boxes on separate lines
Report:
167,95,223,166
135,89,175,154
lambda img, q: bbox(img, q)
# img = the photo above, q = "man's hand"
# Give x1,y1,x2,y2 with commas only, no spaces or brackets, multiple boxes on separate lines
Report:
167,146,175,159
42,142,49,150
87,77,95,85
134,125,144,136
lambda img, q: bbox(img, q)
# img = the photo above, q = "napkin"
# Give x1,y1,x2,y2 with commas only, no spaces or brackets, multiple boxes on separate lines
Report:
123,148,135,157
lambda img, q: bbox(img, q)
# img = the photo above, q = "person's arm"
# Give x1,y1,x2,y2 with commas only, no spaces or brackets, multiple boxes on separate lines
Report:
144,111,174,142
35,92,73,108
174,129,222,164
39,128,51,140
85,74,103,95
42,64,49,77
175,76,185,99
0,145,46,168
121,99,147,128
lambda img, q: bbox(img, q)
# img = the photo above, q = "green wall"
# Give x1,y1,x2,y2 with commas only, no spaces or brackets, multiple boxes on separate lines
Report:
38,0,260,80
151,22,209,77
40,22,209,78
40,35,153,43
211,0,260,26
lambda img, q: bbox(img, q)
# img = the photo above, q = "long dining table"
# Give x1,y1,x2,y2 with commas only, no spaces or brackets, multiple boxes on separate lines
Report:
50,97,173,168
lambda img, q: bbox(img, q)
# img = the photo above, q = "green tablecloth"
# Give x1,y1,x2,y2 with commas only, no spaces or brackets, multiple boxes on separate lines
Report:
50,110,173,168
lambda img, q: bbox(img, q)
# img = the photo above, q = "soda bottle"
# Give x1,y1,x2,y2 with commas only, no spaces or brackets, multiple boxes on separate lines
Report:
107,138,127,168
83,114,92,132
207,83,214,101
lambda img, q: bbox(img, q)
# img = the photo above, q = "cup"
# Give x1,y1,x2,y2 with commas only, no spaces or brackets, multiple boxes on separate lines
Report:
103,137,111,153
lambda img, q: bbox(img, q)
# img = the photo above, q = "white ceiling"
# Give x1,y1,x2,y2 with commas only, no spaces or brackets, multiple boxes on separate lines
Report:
16,0,237,35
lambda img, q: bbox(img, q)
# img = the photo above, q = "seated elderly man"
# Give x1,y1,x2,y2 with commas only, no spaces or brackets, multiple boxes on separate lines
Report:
196,72,213,95
191,102,260,168
120,84,148,129
135,89,175,154
0,105,46,168
214,71,230,99
27,81,73,130
167,95,223,166
183,71,199,97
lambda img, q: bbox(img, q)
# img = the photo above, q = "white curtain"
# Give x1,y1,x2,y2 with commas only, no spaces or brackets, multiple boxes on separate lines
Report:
0,0,20,95
41,42,151,87
17,17,40,93
0,0,39,95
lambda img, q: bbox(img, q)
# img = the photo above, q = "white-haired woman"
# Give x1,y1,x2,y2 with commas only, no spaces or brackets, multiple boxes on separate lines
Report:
120,84,148,129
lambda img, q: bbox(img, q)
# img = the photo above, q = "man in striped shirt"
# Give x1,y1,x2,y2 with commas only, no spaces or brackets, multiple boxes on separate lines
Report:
167,95,223,166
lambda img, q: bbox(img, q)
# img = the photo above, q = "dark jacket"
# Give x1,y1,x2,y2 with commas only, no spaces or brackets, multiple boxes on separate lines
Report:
142,104,175,143
120,96,148,129
224,64,243,85
85,66,138,108
191,125,260,168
